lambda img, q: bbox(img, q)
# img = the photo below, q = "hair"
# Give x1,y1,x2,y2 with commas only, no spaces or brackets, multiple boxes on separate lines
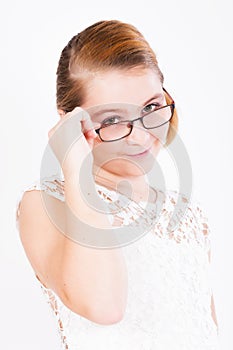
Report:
56,20,178,146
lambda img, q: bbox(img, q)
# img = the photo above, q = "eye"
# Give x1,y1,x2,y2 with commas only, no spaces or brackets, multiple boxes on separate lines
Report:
142,103,161,115
102,116,121,126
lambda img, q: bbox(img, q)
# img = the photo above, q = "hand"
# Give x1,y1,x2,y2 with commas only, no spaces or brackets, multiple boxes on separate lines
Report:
48,107,98,177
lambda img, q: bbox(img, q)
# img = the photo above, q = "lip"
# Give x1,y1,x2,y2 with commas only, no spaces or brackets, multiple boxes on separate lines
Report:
126,146,152,158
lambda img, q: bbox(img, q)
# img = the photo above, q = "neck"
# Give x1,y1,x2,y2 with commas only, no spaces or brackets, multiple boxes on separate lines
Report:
92,165,157,203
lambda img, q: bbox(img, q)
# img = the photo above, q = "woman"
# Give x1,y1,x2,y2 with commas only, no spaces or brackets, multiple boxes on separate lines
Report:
16,20,219,349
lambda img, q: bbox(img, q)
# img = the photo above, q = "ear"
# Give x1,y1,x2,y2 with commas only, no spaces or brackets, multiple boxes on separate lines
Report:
58,109,66,118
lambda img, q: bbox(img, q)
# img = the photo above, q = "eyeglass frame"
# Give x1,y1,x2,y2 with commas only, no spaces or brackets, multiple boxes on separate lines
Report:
94,87,175,142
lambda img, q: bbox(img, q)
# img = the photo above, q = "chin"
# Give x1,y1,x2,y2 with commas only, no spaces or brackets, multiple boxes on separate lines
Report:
102,157,156,177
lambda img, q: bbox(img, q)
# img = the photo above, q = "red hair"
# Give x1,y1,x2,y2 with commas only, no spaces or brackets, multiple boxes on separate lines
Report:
56,20,178,146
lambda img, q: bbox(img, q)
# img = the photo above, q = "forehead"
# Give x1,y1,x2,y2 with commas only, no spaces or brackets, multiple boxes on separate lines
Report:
82,68,163,109
86,104,141,120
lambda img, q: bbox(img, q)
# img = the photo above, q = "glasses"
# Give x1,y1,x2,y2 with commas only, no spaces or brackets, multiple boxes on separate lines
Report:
95,88,175,142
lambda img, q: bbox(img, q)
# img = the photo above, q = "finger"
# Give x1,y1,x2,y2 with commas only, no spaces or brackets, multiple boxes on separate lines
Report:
84,128,98,140
48,110,90,165
63,107,95,134
48,107,88,139
82,128,99,152
80,112,97,134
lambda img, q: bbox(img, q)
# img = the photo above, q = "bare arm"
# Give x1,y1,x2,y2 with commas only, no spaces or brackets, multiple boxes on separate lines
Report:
18,183,128,325
18,108,128,325
208,250,218,330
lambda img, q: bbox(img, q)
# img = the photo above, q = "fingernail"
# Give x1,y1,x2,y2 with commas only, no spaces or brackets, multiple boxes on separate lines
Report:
92,130,98,138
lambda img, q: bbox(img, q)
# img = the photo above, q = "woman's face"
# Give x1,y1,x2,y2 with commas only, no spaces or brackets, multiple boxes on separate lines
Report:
81,68,169,178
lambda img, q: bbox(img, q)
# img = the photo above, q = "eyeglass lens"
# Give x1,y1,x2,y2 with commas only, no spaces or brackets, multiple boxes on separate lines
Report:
99,105,173,142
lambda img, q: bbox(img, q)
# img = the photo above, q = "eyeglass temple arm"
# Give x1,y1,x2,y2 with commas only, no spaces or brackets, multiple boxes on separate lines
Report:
162,87,175,105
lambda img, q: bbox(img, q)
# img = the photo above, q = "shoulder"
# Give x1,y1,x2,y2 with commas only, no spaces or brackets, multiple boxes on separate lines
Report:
165,189,209,226
16,175,65,225
16,175,67,290
163,189,211,250
16,174,66,242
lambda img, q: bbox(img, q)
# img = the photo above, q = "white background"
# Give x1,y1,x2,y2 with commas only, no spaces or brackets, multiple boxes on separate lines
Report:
1,0,232,348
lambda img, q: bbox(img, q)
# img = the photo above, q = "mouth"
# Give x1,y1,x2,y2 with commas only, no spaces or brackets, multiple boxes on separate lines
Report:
126,146,152,158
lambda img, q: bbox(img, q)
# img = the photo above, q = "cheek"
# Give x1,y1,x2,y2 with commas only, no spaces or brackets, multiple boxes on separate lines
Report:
150,124,170,145
92,138,120,167
92,138,103,161
92,138,118,154
93,137,102,148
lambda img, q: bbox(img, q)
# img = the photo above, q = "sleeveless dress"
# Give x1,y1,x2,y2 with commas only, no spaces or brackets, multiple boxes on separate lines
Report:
15,174,219,350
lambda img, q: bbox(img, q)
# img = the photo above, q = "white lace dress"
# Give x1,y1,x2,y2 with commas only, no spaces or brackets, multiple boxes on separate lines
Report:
15,175,219,350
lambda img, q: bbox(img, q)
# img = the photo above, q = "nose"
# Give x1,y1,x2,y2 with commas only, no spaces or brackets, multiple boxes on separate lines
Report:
125,121,151,145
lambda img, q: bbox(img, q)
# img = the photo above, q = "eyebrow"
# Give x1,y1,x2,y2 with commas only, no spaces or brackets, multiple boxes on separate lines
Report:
143,93,164,106
90,108,129,119
89,93,165,119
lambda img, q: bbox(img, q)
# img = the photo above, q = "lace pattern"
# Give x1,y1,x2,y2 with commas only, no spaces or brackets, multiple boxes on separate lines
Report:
16,175,218,350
